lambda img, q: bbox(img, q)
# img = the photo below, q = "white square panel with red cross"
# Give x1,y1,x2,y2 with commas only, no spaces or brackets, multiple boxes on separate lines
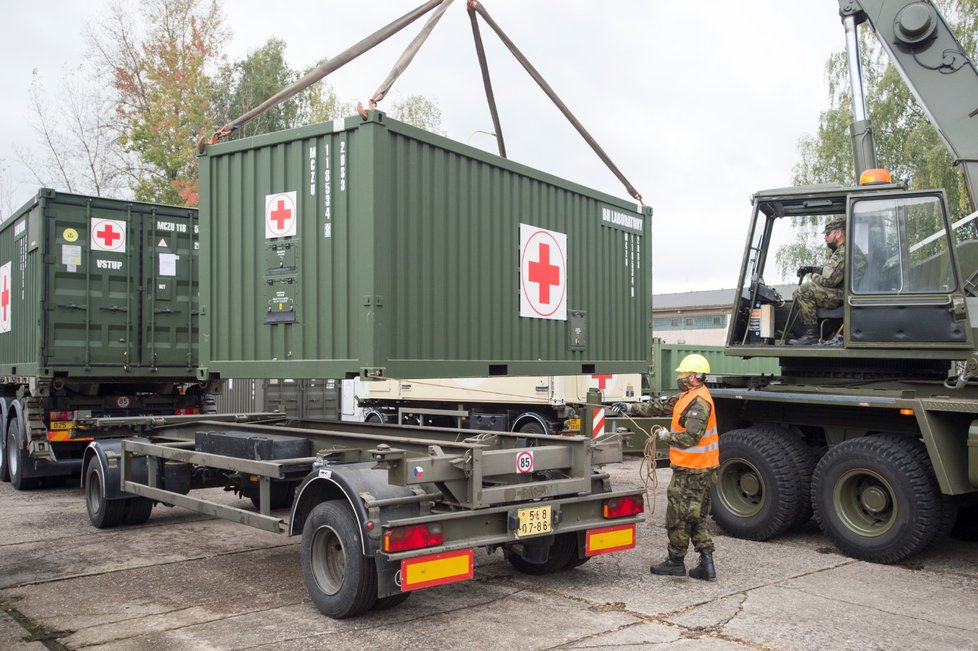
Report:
265,191,298,239
519,223,567,321
90,218,127,253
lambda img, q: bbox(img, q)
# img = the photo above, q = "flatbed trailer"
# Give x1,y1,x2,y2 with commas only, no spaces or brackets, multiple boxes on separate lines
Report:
80,404,644,618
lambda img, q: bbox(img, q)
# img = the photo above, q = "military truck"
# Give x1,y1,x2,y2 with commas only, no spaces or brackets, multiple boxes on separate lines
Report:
0,190,210,492
707,0,978,562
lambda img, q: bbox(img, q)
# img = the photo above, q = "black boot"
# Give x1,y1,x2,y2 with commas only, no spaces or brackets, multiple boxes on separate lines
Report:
650,556,686,577
788,325,818,345
688,551,716,581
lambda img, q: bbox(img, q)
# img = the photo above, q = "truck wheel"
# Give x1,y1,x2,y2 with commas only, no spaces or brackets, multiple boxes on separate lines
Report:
85,458,126,529
812,433,941,563
754,424,818,528
301,500,377,618
0,427,9,482
506,533,577,575
711,427,800,540
7,422,39,490
123,497,154,525
365,413,384,424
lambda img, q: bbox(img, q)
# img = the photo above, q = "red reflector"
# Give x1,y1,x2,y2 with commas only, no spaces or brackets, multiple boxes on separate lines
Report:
384,523,445,552
603,495,644,518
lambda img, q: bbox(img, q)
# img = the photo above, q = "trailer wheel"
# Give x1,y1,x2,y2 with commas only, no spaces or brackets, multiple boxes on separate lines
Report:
753,424,818,528
85,458,126,529
711,427,801,540
123,497,154,525
302,500,377,618
506,533,577,575
7,422,39,490
812,434,941,563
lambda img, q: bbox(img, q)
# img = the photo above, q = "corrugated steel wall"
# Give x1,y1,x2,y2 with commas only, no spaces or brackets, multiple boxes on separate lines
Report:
200,112,651,381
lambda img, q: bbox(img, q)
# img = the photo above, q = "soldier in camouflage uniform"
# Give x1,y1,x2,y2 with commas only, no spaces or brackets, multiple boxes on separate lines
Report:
611,354,719,580
788,218,865,345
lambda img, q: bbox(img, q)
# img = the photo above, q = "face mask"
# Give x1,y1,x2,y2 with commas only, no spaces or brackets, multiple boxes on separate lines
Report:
827,241,838,251
677,376,694,392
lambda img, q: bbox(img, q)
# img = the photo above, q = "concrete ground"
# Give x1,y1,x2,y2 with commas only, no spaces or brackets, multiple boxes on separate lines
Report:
1,458,976,650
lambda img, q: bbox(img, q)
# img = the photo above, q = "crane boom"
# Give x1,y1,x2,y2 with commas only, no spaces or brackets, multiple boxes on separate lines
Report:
840,0,978,211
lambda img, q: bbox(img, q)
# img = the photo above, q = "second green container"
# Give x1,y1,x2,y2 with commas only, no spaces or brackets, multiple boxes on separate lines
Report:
199,111,651,380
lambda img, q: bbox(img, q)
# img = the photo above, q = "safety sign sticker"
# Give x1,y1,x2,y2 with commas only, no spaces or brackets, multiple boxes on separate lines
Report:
91,218,127,253
265,191,298,239
519,224,567,321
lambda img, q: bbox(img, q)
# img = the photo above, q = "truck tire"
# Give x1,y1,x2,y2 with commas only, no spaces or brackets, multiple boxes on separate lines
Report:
85,457,126,529
506,533,577,575
302,500,377,618
0,427,9,482
754,424,818,529
711,427,801,540
811,433,941,563
7,422,40,490
123,497,154,525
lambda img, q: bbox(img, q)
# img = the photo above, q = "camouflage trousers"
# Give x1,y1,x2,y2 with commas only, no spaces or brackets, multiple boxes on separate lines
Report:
792,282,843,326
665,467,718,560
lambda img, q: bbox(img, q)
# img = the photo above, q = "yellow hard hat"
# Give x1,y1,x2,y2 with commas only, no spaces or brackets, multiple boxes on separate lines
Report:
675,353,710,374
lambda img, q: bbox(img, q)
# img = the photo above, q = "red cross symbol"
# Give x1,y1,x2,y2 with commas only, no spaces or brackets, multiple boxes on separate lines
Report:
1,274,8,323
96,224,122,248
528,243,560,304
592,374,613,390
270,200,292,232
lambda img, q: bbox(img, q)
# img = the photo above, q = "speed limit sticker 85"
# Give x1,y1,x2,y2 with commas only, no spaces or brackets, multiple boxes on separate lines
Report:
516,450,534,474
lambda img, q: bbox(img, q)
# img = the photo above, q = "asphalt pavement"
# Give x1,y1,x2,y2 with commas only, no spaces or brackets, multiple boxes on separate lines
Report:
1,458,976,650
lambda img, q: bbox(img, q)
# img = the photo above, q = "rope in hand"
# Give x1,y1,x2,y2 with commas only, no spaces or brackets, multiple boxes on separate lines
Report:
595,404,665,517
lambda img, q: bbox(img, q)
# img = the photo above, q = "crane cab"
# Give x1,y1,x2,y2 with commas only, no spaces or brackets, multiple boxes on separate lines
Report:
725,182,977,378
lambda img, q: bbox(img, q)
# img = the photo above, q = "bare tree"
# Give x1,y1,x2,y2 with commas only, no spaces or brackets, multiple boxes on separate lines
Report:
16,67,128,198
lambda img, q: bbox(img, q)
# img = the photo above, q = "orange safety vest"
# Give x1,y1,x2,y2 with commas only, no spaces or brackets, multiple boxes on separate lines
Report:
669,385,719,470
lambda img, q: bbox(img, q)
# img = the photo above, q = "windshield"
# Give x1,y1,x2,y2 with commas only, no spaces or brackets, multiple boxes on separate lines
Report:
850,195,954,294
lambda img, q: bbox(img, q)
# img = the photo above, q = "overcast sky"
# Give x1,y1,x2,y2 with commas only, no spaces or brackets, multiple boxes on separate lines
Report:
0,1,846,293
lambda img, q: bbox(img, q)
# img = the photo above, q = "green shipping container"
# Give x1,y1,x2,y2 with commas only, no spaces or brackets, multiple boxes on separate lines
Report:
0,189,199,380
199,111,652,380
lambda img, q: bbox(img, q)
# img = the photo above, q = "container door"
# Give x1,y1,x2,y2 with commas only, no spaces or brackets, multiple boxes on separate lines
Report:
141,209,198,369
46,200,137,367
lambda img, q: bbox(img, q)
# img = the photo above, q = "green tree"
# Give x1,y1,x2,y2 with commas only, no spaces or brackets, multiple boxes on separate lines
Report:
212,39,352,139
91,0,226,206
779,0,977,276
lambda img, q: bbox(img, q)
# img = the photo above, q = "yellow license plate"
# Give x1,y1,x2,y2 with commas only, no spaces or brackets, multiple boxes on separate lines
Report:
517,505,552,537
567,418,581,432
49,421,73,430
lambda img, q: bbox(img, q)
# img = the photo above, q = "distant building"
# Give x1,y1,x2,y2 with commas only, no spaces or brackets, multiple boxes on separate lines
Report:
653,285,794,345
